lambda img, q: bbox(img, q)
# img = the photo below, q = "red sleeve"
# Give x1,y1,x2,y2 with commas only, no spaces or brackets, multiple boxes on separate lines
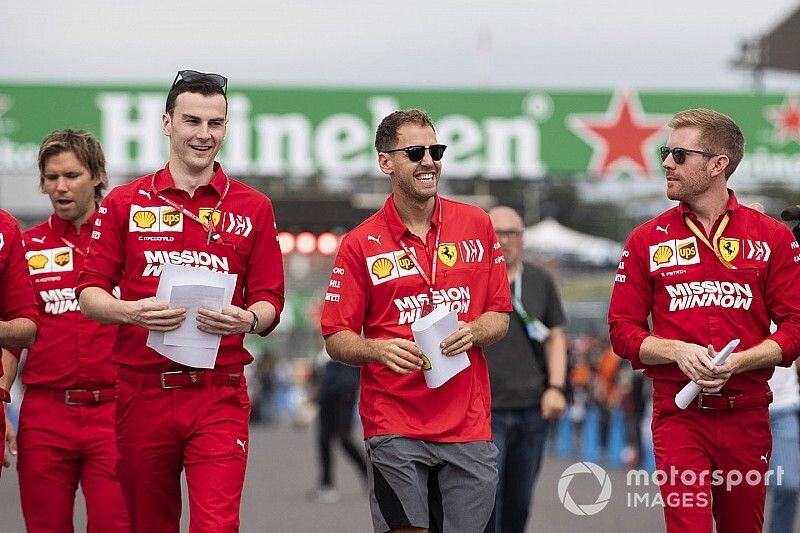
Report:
76,189,127,295
244,196,285,337
484,221,512,313
607,229,652,370
763,223,800,366
0,214,38,325
320,232,368,337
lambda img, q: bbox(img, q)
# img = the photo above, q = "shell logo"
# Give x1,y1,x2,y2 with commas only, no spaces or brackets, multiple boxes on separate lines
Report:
652,245,673,265
54,251,71,266
133,210,157,229
371,257,395,279
28,254,48,270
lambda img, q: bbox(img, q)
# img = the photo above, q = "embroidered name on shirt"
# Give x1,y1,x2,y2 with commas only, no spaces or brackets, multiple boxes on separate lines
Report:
665,281,753,311
141,250,230,277
40,287,79,315
393,286,471,325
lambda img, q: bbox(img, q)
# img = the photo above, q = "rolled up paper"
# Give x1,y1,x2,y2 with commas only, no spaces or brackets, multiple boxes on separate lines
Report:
675,338,740,409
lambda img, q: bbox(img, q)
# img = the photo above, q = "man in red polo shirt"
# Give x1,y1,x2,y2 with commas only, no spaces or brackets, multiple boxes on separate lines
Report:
77,70,284,532
1,129,130,531
321,109,511,533
609,108,800,532
0,211,38,480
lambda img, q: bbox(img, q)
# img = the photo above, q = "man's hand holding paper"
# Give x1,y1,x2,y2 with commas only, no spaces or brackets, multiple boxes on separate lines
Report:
367,337,424,375
197,304,255,336
440,320,474,356
124,296,186,332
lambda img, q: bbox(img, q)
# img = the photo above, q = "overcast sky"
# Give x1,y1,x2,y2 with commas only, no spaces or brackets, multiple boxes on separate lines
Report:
3,1,800,91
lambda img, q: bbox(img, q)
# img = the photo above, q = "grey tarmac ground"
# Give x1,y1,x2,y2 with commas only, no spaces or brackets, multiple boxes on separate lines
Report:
1,421,788,532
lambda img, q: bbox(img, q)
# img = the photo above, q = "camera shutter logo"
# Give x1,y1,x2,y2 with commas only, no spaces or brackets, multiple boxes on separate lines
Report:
558,462,612,516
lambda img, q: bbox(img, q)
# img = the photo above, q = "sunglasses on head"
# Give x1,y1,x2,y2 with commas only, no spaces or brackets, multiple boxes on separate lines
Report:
384,144,447,162
659,146,719,165
171,70,228,94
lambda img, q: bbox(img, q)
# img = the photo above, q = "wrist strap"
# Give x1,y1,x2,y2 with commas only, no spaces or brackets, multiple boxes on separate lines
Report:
248,310,259,334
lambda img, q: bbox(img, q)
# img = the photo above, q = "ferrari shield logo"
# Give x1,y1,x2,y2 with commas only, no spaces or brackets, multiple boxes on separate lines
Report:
198,208,221,227
437,243,457,267
719,238,740,262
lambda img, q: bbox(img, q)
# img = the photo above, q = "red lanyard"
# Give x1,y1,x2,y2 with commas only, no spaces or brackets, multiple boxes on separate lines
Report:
47,215,88,256
396,199,443,312
149,170,230,244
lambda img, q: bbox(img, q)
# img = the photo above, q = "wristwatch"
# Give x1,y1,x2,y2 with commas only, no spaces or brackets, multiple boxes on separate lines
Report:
248,310,259,334
547,384,568,395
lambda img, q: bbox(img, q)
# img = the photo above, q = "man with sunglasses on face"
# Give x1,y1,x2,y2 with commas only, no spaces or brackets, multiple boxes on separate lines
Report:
1,130,130,532
608,108,800,533
77,70,284,532
321,109,511,533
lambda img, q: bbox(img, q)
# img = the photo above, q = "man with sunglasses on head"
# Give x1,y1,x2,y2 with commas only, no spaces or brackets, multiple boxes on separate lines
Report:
608,108,800,533
1,130,130,532
321,109,511,533
77,70,284,532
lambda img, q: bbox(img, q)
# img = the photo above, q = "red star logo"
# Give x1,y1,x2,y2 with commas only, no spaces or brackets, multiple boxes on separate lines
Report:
569,92,668,178
767,95,800,144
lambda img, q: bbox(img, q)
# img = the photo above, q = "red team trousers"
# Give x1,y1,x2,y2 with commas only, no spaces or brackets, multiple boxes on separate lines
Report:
17,388,130,532
651,390,772,533
114,370,250,533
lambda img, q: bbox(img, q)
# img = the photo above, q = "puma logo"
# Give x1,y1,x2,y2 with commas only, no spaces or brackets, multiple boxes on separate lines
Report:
367,234,382,246
30,236,46,244
761,454,768,463
236,439,247,453
138,189,152,200
656,224,669,235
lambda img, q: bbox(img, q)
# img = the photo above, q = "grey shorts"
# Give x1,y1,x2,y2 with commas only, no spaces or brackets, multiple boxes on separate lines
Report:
364,435,498,533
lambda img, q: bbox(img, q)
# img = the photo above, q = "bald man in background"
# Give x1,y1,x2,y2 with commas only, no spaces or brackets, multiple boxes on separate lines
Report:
486,206,568,533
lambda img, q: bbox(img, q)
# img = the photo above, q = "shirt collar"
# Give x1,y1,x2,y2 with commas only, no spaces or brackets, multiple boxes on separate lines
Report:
383,194,441,244
48,208,98,238
154,162,228,197
679,188,739,220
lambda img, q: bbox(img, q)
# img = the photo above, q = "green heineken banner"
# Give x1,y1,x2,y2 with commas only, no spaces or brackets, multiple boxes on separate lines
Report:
1,83,799,183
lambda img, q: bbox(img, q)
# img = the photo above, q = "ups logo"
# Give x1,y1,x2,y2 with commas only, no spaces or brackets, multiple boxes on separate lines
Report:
397,253,414,271
162,209,181,227
54,251,71,266
678,242,697,261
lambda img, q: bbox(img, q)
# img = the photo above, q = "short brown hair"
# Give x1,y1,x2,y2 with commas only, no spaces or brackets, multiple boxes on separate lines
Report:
38,129,108,201
165,75,227,116
668,108,744,179
375,109,436,152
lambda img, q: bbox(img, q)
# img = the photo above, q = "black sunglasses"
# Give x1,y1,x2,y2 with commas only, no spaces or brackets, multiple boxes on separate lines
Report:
659,146,719,165
384,144,447,162
171,70,228,94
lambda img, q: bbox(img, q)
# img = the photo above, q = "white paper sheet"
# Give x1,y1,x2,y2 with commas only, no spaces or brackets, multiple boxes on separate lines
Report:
411,307,470,388
164,285,226,348
146,264,237,368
